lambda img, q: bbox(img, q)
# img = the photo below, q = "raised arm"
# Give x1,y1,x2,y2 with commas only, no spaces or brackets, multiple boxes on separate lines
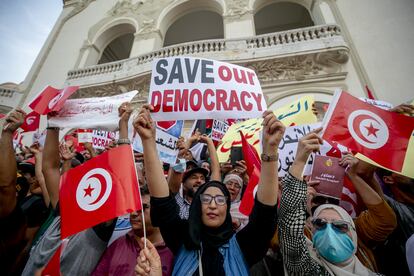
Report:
200,134,221,181
256,111,285,205
133,104,169,197
118,102,132,141
278,129,326,275
29,143,50,207
0,109,25,217
42,128,61,209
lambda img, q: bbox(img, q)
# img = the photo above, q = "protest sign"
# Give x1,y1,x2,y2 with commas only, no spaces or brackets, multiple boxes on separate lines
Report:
210,120,229,142
149,57,266,121
217,95,317,162
92,130,117,150
32,129,47,147
78,129,93,144
359,97,393,110
48,90,138,131
133,120,183,164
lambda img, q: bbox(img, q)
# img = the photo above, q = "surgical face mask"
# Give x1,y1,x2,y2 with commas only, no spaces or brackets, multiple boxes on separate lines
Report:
312,223,355,264
172,158,187,173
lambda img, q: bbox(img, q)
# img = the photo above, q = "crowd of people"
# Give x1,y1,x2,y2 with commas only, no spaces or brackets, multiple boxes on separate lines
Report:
0,101,413,276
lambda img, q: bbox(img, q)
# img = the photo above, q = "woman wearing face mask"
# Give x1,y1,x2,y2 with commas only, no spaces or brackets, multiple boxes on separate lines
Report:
134,105,284,275
278,129,394,276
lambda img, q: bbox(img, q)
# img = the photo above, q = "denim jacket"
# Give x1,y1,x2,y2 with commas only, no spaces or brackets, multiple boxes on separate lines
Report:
172,235,249,276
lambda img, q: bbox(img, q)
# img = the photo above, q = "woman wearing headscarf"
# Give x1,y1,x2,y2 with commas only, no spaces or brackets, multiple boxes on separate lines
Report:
134,105,285,275
223,173,249,231
278,129,395,276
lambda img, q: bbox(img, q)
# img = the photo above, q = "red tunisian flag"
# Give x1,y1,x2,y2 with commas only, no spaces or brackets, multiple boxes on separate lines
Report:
20,111,40,132
322,91,414,172
238,132,262,216
60,145,141,238
29,86,79,115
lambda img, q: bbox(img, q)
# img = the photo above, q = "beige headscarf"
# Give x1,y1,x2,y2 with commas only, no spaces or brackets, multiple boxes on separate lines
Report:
308,204,378,276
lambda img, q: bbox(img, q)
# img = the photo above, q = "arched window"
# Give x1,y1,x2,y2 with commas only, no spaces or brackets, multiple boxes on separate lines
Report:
254,2,314,35
98,33,134,64
163,10,224,47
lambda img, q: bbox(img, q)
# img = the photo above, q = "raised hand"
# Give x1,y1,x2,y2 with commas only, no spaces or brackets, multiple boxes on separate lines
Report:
119,102,133,123
135,238,162,276
29,142,42,155
59,142,75,161
339,152,359,176
261,110,285,153
4,108,26,132
295,127,323,164
389,103,414,116
133,104,156,141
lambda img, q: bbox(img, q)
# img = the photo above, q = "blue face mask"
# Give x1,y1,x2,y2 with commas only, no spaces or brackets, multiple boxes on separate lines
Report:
312,223,355,264
172,158,187,173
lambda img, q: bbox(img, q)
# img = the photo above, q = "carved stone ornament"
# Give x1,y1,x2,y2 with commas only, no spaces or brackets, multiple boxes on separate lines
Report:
224,0,251,19
244,50,348,83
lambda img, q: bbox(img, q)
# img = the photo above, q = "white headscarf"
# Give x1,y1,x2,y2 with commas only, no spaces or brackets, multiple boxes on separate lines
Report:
223,174,243,202
308,204,377,276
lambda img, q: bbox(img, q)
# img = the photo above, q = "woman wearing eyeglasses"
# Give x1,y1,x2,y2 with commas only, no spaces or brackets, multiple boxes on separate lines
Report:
223,173,249,231
278,129,397,276
134,105,285,276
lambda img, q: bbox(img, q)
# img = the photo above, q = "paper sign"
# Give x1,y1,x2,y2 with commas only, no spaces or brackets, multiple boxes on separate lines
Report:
359,97,393,110
92,130,117,150
133,120,183,164
311,155,346,199
78,129,93,143
149,57,266,121
217,95,317,162
211,120,229,141
48,90,138,131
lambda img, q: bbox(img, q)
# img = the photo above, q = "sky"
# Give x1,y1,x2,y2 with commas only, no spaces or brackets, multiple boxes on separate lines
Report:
0,0,62,84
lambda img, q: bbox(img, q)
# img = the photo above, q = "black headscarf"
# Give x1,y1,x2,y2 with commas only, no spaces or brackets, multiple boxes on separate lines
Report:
186,181,234,250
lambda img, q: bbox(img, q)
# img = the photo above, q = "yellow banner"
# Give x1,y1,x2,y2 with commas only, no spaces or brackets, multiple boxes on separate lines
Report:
217,95,318,162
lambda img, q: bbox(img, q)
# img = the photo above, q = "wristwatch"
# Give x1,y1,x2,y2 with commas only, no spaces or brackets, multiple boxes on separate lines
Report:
117,138,131,145
261,153,278,162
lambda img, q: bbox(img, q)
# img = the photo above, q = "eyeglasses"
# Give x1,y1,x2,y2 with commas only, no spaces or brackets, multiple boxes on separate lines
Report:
311,218,353,233
200,194,227,206
225,181,241,190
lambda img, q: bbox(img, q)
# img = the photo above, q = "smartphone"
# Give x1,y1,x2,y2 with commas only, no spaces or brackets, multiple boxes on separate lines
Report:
230,147,243,166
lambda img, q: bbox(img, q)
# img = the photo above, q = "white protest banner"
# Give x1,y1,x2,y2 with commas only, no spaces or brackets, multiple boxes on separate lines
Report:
48,90,138,131
77,129,93,144
92,130,117,150
359,97,393,110
211,119,229,142
133,120,184,164
149,57,266,121
278,122,350,177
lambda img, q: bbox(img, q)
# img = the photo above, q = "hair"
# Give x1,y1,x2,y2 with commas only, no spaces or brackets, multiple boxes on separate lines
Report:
140,185,150,196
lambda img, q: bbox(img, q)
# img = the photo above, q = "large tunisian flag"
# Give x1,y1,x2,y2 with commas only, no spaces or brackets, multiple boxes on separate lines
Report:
60,145,141,238
322,91,414,172
29,86,79,115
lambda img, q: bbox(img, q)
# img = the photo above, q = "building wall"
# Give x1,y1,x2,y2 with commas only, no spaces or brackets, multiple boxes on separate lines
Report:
20,0,414,110
335,0,414,104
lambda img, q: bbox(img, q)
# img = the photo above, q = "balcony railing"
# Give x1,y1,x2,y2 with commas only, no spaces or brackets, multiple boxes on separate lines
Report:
66,24,347,86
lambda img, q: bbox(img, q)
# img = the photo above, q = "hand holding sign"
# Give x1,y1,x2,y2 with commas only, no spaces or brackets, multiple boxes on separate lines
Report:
339,153,359,176
290,128,323,179
134,104,156,141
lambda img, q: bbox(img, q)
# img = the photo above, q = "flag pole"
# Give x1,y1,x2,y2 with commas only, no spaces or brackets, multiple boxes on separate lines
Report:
129,144,147,249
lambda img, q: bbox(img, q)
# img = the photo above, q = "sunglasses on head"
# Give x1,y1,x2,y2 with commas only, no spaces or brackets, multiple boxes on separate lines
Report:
311,218,352,233
312,196,340,206
200,194,227,206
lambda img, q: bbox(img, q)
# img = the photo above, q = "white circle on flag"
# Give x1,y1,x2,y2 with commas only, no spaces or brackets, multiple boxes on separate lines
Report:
76,168,112,211
347,110,389,149
48,91,65,109
25,116,36,125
